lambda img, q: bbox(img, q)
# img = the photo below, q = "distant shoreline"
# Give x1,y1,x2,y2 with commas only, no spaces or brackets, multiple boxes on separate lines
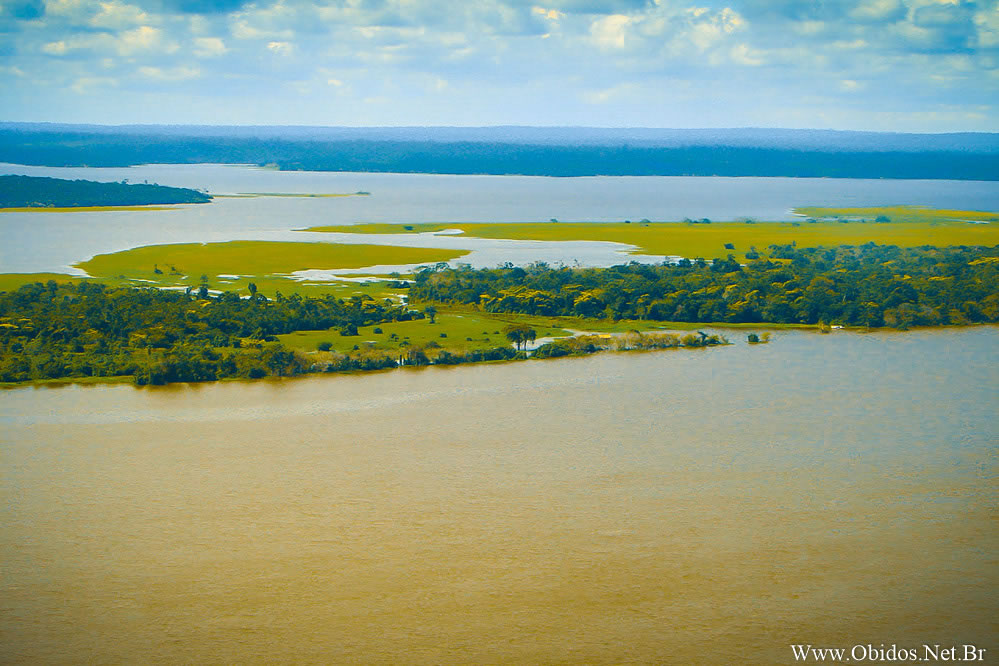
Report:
3,124,996,180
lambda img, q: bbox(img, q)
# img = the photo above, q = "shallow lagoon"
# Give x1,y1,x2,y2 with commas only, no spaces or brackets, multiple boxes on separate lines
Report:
2,163,997,274
1,328,996,663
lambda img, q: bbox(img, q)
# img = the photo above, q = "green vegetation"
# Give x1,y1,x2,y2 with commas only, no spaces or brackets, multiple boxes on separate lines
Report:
0,175,211,208
0,273,87,293
0,280,426,385
305,210,999,262
409,244,999,329
532,330,727,359
76,240,468,297
793,205,999,224
0,279,736,387
276,310,570,355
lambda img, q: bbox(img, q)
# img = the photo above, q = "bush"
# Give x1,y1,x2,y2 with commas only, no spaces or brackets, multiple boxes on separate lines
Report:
317,341,333,351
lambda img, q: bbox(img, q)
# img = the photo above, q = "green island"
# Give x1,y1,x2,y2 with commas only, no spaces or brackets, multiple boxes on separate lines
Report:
304,205,999,262
74,240,467,298
0,174,212,209
2,237,996,386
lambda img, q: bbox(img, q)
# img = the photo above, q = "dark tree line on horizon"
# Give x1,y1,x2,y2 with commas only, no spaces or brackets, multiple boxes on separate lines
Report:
2,128,996,180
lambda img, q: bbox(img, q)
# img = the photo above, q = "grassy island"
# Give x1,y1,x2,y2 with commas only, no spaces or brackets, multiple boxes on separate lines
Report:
0,175,212,209
304,206,999,262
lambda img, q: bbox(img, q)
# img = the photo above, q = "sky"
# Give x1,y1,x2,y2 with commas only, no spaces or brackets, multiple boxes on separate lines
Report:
0,0,997,131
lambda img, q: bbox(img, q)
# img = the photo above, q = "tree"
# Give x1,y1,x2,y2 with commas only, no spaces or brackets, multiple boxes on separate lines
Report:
503,324,536,351
248,282,258,299
425,305,437,324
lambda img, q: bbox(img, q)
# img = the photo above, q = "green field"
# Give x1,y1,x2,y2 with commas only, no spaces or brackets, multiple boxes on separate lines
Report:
275,305,809,357
72,240,467,297
277,309,573,355
0,272,90,292
304,206,999,261
793,205,999,224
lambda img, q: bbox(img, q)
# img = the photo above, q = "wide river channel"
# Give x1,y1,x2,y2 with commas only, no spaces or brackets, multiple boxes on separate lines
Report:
2,327,996,663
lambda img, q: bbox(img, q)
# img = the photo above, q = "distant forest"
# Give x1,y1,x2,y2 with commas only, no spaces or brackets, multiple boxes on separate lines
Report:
1,124,996,180
0,175,212,208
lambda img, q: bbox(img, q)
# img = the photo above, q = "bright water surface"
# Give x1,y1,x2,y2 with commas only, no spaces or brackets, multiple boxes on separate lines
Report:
2,163,997,274
1,328,997,664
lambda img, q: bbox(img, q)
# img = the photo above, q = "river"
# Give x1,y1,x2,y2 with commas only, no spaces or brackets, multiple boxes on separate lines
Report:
1,327,996,663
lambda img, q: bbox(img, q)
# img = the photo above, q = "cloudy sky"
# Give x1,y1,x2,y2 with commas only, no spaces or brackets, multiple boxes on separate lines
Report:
0,0,996,130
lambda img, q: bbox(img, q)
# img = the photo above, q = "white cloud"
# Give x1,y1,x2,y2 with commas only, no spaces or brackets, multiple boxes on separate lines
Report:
117,25,177,55
532,7,564,21
90,1,151,30
850,0,904,22
193,37,227,57
267,41,293,55
138,65,200,81
44,0,91,20
730,43,765,66
974,4,999,48
42,40,69,55
793,20,825,36
70,75,117,94
231,19,293,41
581,82,635,104
590,14,630,49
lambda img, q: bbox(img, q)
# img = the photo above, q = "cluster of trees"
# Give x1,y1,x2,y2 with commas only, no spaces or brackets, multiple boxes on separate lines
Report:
532,330,727,359
0,281,420,384
410,244,999,329
0,175,211,208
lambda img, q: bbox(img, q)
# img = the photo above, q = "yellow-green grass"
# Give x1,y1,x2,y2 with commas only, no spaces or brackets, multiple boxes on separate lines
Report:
0,271,403,300
277,309,573,355
75,241,467,296
793,205,999,224
305,213,999,261
0,205,182,213
0,272,91,292
276,306,816,356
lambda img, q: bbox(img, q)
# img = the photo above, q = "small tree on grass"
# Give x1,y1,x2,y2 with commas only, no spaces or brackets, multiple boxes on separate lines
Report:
504,325,537,351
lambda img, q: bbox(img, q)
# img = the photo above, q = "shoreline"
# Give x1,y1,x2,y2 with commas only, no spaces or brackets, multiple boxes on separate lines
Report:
4,323,996,391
